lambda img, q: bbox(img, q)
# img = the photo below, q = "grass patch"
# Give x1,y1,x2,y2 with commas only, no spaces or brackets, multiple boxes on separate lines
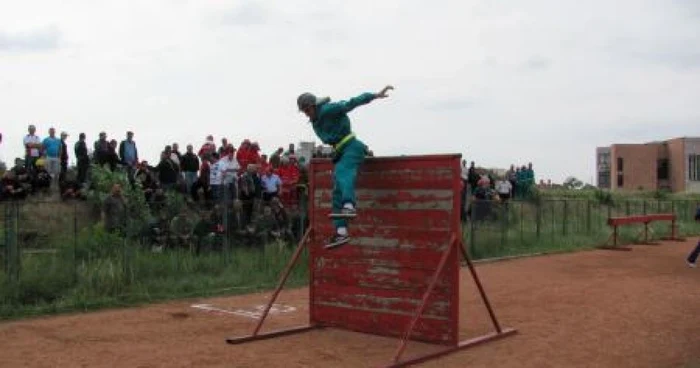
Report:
2,197,700,321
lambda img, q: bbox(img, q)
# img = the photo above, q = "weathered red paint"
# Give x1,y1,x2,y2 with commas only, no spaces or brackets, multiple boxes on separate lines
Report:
309,155,461,345
227,154,517,368
602,213,679,249
607,213,675,226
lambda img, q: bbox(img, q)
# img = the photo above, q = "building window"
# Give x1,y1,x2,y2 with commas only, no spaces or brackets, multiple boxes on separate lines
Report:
657,159,669,180
617,157,623,172
617,173,623,187
690,155,700,181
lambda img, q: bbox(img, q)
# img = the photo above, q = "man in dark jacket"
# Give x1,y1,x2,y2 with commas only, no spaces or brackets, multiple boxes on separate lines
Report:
74,133,89,185
59,131,69,184
180,144,200,194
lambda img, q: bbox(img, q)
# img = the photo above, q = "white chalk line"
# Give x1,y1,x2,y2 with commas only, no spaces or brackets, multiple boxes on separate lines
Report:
190,303,297,320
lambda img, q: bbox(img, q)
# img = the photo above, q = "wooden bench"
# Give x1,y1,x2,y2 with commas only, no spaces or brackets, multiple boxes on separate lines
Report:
599,213,684,251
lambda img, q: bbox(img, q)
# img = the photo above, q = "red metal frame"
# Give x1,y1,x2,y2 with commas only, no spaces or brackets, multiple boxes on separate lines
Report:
599,213,684,251
226,155,517,367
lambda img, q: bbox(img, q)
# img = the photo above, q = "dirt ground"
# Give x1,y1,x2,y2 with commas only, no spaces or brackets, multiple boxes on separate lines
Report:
1,239,699,368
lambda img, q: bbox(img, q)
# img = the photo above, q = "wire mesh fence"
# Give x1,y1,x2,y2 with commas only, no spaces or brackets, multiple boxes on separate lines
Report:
1,196,699,319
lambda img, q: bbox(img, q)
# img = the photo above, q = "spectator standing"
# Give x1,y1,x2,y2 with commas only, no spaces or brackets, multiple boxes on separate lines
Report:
460,159,469,221
119,131,139,183
506,165,517,198
156,151,179,191
467,161,479,195
74,133,89,185
24,125,42,172
103,184,126,234
198,135,216,158
209,153,224,203
218,147,240,202
217,138,229,158
93,132,110,167
42,127,62,186
495,177,513,202
171,143,182,168
181,144,200,194
192,153,213,203
269,147,283,168
239,164,262,227
59,131,69,184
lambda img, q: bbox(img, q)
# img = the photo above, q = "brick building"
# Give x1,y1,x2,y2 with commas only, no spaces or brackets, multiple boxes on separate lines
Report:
596,137,700,193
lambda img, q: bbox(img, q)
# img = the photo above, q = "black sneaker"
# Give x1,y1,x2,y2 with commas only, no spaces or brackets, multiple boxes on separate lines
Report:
328,207,357,219
324,234,350,249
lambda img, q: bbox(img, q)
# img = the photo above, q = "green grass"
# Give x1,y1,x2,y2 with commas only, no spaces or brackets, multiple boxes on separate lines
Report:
0,227,309,320
2,197,700,321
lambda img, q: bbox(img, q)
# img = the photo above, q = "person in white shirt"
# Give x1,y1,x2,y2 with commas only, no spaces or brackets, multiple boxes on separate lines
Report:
495,178,513,202
261,168,283,202
23,125,42,172
209,153,223,204
217,147,240,203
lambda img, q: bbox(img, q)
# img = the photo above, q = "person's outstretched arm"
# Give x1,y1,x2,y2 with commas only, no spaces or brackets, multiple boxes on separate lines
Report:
326,85,394,116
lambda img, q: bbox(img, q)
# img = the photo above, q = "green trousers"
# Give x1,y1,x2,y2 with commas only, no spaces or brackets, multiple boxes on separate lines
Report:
332,138,367,229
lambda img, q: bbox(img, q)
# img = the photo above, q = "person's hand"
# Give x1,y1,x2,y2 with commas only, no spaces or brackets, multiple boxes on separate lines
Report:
376,85,394,98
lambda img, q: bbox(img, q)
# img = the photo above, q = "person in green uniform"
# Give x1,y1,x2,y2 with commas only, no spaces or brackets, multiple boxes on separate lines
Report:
297,85,394,249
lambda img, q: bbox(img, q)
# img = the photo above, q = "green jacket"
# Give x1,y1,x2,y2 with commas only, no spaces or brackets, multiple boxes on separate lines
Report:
310,93,376,145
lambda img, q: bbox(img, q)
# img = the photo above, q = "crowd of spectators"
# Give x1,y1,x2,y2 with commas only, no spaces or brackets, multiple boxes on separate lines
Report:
1,125,337,250
460,160,537,222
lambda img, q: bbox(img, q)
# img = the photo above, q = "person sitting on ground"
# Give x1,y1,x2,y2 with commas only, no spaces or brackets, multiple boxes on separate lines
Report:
59,170,85,200
31,159,52,195
1,171,28,200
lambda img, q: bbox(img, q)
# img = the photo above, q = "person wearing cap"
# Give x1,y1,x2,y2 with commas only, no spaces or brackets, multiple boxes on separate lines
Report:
297,85,394,249
23,125,42,172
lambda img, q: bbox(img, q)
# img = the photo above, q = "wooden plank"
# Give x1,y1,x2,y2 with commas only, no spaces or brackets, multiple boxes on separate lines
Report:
311,246,449,270
313,189,453,210
312,284,451,318
313,261,454,293
312,225,451,252
312,304,456,344
312,209,452,230
607,213,675,226
311,156,460,172
312,169,454,190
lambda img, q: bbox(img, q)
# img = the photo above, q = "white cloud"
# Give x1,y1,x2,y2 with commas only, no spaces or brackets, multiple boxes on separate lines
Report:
0,25,60,52
0,0,699,184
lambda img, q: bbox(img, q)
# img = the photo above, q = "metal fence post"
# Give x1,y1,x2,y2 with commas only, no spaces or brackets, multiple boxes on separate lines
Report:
535,200,541,238
7,201,20,283
73,203,78,284
586,200,591,232
563,200,568,236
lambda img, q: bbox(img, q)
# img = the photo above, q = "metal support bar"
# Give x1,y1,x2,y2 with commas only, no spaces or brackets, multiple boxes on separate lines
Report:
459,239,502,333
391,235,456,364
384,329,518,368
225,228,312,343
226,325,320,345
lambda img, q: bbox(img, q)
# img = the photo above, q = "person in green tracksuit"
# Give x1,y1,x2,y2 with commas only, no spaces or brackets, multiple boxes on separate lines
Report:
297,85,394,249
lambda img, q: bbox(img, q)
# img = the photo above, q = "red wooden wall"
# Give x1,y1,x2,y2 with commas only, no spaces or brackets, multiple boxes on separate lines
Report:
308,154,462,345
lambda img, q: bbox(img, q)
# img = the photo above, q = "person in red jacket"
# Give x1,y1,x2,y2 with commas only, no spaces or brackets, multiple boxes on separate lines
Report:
236,139,252,171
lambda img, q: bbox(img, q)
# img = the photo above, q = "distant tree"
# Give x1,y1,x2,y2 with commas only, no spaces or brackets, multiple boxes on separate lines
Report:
563,176,584,190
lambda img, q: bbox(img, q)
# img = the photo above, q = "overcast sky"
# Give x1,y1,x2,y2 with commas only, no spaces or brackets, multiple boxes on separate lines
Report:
2,0,699,183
